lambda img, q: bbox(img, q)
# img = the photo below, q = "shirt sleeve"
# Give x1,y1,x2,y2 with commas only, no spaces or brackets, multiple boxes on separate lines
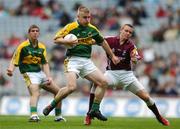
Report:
12,45,22,66
130,44,141,60
92,30,104,46
41,46,48,64
54,24,70,39
104,37,113,48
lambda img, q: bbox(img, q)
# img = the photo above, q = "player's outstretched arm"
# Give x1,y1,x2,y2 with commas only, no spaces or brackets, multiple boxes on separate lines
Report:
130,48,141,65
101,40,120,65
42,63,52,84
54,36,78,46
7,60,15,77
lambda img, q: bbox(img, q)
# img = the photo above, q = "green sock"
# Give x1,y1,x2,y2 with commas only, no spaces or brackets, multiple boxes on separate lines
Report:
50,100,58,107
55,108,61,116
30,106,37,115
91,102,100,111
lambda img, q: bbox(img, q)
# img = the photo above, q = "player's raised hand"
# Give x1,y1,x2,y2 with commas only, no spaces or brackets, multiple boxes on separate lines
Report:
47,77,53,85
6,69,13,76
41,77,52,86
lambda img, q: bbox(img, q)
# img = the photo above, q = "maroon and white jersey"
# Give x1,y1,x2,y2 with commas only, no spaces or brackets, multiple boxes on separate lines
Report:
105,36,140,71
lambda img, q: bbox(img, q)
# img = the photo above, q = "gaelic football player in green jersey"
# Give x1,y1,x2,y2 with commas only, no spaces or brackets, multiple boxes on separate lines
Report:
7,25,66,122
43,6,120,121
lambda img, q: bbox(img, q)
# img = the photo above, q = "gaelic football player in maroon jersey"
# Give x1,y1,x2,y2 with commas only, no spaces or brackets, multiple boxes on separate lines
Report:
84,24,169,126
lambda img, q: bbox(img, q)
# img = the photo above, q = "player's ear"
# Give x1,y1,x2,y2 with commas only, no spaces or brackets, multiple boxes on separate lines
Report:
119,26,123,33
120,25,125,31
77,14,80,19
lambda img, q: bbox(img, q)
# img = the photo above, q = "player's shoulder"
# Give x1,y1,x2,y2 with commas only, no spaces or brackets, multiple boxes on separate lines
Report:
65,21,79,31
105,36,119,40
17,40,29,49
105,36,119,44
88,23,99,31
38,42,46,49
126,39,137,50
127,39,136,46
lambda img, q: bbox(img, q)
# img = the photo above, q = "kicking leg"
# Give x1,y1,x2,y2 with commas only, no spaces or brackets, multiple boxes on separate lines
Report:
84,83,96,125
137,90,170,126
43,72,77,116
42,81,66,122
88,84,96,113
85,69,108,121
128,81,170,126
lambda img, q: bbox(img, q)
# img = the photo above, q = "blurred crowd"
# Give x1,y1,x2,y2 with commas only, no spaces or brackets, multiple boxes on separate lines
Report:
0,0,180,97
152,4,180,42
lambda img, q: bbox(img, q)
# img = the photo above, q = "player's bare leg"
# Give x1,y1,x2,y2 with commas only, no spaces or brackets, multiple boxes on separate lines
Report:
84,85,96,125
85,70,108,121
136,90,170,126
42,81,66,122
28,84,40,122
127,81,170,126
43,72,77,116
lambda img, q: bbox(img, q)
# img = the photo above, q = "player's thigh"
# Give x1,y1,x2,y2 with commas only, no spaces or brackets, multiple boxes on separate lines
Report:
64,57,80,75
65,72,77,88
23,72,43,86
28,84,40,96
42,81,60,95
85,69,107,87
127,79,145,95
104,71,128,89
23,72,41,95
80,58,97,78
136,89,150,100
104,71,117,86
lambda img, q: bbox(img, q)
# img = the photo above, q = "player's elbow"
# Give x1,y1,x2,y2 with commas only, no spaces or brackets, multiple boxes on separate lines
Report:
98,79,108,88
54,37,64,45
54,39,59,44
68,85,77,93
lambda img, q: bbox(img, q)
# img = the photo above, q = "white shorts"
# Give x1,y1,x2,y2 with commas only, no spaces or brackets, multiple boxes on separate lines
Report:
104,70,144,94
22,71,47,86
64,56,97,78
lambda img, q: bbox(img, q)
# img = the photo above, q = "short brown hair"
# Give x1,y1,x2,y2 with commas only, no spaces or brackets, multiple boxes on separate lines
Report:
124,24,134,29
28,24,40,33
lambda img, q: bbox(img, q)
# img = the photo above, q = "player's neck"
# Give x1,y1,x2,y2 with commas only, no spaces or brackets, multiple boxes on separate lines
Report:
29,39,38,48
119,38,126,45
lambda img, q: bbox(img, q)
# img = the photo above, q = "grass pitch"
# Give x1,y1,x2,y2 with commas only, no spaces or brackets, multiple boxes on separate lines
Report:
0,115,179,129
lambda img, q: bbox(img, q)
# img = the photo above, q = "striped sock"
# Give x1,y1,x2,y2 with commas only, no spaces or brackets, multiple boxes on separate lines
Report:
91,102,100,111
30,106,37,115
50,100,58,108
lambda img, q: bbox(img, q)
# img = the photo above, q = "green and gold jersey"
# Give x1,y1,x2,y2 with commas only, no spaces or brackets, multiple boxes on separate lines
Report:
12,40,48,73
54,21,104,58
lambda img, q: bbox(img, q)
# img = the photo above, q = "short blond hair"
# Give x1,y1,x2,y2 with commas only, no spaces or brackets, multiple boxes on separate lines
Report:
77,5,90,15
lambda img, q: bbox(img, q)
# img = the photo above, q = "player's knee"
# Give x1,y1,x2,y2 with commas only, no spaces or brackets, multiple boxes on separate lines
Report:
67,84,77,93
145,97,154,106
141,93,150,101
99,79,108,88
32,92,40,98
137,90,150,101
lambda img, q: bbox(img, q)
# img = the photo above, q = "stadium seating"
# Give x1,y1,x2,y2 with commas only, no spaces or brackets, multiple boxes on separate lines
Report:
0,0,180,97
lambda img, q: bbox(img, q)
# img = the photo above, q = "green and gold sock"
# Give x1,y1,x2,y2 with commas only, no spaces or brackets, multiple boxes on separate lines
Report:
91,102,100,111
50,100,58,108
30,106,37,115
55,108,61,116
